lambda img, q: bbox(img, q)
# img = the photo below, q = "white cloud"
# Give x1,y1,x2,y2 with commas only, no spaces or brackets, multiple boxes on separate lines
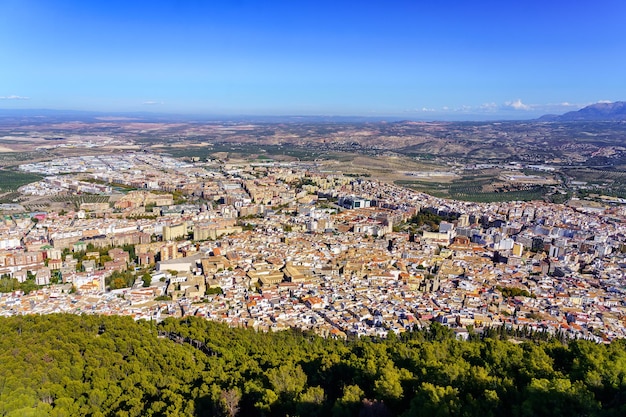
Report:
454,105,473,112
480,102,498,111
0,95,29,100
142,100,163,105
405,107,435,113
597,100,613,104
503,99,531,110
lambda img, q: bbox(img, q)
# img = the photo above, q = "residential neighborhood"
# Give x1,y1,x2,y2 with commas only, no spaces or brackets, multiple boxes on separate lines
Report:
2,152,626,342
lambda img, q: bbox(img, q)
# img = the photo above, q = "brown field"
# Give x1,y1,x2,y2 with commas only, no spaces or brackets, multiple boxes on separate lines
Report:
317,154,454,183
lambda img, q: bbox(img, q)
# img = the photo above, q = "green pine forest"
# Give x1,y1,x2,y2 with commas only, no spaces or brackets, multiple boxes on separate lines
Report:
1,314,625,417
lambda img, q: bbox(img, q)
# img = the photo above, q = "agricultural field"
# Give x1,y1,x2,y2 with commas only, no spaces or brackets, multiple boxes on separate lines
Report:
564,168,626,183
51,195,110,209
0,169,42,192
154,143,326,161
0,152,45,167
0,192,21,204
562,168,626,198
396,171,553,203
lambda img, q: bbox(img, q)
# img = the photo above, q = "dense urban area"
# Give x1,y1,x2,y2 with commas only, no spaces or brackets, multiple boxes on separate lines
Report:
2,148,626,342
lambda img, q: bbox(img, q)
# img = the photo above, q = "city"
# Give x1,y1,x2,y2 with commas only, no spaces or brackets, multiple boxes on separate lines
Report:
2,151,625,342
2,0,626,415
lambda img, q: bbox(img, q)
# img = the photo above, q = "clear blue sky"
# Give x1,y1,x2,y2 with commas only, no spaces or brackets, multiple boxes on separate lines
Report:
1,0,625,119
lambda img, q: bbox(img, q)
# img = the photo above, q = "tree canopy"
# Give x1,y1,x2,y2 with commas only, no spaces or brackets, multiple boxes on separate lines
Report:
0,314,625,416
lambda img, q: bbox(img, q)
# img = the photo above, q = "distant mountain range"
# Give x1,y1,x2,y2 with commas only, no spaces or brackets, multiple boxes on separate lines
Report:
539,101,626,121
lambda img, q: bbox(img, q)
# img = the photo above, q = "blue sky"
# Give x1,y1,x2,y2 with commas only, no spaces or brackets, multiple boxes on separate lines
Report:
1,0,625,120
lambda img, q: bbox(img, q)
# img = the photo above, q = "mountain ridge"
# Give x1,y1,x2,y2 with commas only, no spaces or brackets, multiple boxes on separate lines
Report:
539,101,626,121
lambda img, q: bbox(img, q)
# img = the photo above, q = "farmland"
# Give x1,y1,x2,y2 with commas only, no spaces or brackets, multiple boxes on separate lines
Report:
4,115,626,204
396,173,553,203
0,169,42,192
51,195,110,210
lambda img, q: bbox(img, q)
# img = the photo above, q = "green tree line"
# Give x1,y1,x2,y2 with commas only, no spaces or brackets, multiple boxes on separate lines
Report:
0,314,625,416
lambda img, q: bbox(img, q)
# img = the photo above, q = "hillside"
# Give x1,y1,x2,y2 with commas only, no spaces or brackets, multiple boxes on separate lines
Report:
1,314,626,416
540,101,626,121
